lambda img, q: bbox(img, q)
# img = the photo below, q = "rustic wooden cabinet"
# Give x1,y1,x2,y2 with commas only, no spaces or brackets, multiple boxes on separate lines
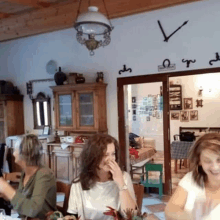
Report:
0,95,24,144
51,83,107,133
48,143,84,183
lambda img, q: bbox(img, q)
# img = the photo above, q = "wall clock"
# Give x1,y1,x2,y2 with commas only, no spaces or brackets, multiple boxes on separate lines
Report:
157,20,189,42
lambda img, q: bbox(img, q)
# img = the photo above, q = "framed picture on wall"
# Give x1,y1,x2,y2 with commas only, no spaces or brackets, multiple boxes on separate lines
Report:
43,125,50,135
132,97,136,103
190,110,198,121
133,115,136,121
180,111,189,122
171,112,180,120
184,98,193,109
132,104,137,109
146,116,150,121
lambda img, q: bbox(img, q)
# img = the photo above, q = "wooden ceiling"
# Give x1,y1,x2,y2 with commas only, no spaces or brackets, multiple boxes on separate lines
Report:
0,0,200,42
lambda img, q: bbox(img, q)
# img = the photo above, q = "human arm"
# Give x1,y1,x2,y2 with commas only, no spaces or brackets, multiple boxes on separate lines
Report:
0,177,16,201
10,170,56,218
108,161,136,211
165,185,193,220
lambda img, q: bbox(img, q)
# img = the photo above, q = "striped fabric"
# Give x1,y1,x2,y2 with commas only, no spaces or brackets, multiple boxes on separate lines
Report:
171,141,195,159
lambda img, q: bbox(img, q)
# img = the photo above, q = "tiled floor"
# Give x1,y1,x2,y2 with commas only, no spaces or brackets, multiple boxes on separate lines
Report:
132,150,189,219
132,150,188,192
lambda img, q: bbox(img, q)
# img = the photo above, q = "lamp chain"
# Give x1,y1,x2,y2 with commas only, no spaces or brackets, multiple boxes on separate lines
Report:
75,0,83,24
102,0,113,29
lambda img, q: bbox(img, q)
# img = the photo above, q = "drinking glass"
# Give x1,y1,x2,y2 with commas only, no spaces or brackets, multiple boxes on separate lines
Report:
0,209,6,220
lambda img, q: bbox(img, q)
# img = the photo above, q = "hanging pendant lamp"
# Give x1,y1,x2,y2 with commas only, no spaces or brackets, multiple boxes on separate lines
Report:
74,0,113,56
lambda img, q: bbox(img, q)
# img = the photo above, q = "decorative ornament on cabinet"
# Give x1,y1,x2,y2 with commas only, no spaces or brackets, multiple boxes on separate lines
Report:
157,20,189,42
54,67,67,85
96,72,104,83
75,74,85,84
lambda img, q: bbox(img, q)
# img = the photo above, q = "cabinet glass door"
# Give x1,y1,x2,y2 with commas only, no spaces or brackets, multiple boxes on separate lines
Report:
59,95,72,126
79,93,94,126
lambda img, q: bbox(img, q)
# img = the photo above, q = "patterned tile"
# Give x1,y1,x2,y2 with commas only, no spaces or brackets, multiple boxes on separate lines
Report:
146,204,166,213
146,213,160,220
154,212,166,220
160,195,171,203
142,198,163,206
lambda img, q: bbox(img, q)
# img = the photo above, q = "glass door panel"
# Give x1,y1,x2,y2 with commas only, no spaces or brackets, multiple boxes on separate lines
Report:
124,82,165,183
59,94,72,126
79,93,94,126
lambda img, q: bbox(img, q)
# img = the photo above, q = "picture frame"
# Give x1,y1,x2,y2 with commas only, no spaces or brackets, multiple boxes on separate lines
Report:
146,116,150,121
132,97,136,103
43,125,50,135
133,115,136,121
184,98,193,110
180,111,189,122
171,112,180,120
190,110,198,121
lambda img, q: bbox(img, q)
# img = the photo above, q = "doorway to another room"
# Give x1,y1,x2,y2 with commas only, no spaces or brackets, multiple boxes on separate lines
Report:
117,67,220,196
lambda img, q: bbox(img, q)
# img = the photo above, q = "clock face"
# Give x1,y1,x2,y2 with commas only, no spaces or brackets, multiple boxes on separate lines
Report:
46,60,58,75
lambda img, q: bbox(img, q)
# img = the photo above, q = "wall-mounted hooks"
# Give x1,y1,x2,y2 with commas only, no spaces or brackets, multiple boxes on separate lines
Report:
119,65,132,75
209,52,220,65
158,59,176,72
182,59,196,68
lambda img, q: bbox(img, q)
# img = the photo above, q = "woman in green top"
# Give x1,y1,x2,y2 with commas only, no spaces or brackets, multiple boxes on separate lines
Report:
0,134,57,219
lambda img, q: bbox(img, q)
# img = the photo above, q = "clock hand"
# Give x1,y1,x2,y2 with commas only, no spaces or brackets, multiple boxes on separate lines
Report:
157,20,168,41
166,20,189,41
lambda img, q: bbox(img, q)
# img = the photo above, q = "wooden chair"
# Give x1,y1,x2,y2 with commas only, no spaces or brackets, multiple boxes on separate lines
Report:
140,163,163,199
56,181,71,216
133,183,144,212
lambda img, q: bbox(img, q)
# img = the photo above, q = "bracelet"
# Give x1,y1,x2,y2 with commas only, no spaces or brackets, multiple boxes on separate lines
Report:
119,184,128,191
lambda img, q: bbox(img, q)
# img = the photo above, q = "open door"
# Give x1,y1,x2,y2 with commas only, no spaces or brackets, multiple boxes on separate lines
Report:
117,75,171,194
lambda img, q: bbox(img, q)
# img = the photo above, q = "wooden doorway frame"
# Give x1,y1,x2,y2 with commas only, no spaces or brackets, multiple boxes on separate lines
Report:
117,67,220,195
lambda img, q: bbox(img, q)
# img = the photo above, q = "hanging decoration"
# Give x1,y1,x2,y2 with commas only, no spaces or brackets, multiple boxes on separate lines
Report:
182,59,196,68
157,20,189,42
209,52,220,65
119,65,132,75
74,0,114,56
158,59,176,72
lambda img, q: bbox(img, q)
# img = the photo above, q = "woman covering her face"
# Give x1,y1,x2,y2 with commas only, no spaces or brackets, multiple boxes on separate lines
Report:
67,134,137,220
165,133,220,220
0,134,57,219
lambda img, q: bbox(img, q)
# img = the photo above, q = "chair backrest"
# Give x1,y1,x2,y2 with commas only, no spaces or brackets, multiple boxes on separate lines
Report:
133,183,144,212
56,181,71,216
145,163,163,172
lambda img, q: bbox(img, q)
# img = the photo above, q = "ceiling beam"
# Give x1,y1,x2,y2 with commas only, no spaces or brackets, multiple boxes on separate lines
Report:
6,0,51,8
0,12,12,19
0,0,200,42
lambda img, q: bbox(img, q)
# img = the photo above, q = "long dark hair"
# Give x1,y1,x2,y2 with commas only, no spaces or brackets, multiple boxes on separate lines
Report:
74,134,121,190
188,133,220,187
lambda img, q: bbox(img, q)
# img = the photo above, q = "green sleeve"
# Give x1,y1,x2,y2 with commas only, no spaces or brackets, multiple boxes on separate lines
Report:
11,171,56,218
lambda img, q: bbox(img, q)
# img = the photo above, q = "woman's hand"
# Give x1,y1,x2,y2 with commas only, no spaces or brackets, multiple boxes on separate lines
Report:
108,160,124,188
192,197,215,219
0,177,10,193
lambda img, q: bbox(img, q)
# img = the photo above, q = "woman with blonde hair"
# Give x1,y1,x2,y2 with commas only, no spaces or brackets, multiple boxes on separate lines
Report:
0,134,57,219
165,133,220,220
67,133,136,220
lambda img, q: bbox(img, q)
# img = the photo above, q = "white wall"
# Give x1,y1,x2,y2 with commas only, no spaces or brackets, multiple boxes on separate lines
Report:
0,0,220,139
128,83,164,150
170,73,220,141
